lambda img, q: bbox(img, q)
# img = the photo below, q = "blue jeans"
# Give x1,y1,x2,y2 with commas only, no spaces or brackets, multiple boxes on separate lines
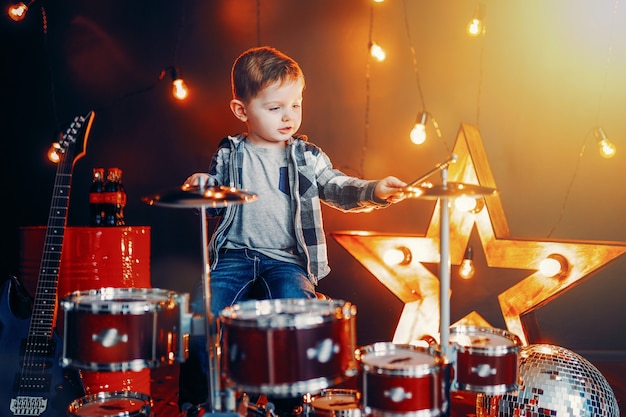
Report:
180,248,317,409
190,248,317,318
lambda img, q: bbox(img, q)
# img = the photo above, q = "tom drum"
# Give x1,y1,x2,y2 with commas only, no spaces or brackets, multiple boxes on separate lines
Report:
220,298,357,398
356,342,446,417
61,287,189,371
449,325,521,395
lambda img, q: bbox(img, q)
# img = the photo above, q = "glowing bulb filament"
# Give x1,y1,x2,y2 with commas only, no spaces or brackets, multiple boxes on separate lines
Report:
598,139,616,158
8,2,28,21
410,112,428,145
467,18,483,36
47,142,62,163
459,259,475,279
410,123,426,145
172,78,189,100
594,127,616,159
370,43,386,62
459,246,475,279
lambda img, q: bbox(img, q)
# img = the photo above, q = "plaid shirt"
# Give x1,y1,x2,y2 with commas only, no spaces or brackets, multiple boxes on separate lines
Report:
206,133,390,284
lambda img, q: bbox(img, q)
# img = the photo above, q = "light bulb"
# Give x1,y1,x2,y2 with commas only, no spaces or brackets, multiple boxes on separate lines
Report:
538,254,569,278
454,196,476,212
172,78,189,100
383,247,412,266
459,246,475,279
466,3,486,37
467,19,484,36
594,127,616,158
598,139,616,158
370,42,386,62
47,142,61,163
409,112,428,144
8,2,28,21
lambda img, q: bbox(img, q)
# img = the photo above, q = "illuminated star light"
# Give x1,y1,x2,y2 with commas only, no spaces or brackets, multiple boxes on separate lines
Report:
332,123,626,346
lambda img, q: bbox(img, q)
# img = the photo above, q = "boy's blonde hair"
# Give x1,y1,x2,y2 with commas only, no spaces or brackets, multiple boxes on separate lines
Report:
231,46,305,103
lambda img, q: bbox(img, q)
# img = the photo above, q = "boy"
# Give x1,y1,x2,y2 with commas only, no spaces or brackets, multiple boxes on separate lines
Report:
179,45,406,410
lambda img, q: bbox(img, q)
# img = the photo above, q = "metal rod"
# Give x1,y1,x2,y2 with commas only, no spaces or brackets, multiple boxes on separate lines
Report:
439,169,452,357
200,206,221,412
405,153,457,189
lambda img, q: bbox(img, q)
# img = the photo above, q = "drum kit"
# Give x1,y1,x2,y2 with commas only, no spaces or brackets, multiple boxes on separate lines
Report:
57,155,522,417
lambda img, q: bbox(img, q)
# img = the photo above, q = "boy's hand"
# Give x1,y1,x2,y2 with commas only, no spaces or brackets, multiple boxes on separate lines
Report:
376,176,407,203
183,173,215,188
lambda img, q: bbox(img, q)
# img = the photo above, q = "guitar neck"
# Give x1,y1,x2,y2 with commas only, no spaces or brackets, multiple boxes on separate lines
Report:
30,111,95,338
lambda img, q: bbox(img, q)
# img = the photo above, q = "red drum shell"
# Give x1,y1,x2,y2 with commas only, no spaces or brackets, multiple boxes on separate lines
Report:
449,326,521,395
356,342,446,417
61,288,185,372
220,298,357,398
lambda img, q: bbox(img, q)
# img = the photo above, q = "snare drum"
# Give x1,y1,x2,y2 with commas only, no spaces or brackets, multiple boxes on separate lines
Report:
68,391,152,416
307,389,362,417
220,298,357,398
61,287,189,371
449,326,521,395
356,343,446,417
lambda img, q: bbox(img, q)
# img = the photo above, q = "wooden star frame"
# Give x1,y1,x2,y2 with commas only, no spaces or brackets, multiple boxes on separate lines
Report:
332,123,626,345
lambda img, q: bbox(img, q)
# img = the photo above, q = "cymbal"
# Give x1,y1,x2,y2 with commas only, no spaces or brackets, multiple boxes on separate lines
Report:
142,184,258,208
404,182,498,199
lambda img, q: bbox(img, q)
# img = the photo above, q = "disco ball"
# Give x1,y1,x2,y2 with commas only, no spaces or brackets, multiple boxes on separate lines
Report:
476,344,619,417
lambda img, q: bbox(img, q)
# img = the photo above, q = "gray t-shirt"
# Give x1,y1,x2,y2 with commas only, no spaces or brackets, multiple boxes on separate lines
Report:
223,141,304,265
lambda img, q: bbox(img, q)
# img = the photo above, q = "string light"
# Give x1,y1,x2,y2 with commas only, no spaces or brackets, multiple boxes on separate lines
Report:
408,111,443,147
8,1,34,21
369,42,386,62
466,3,486,37
459,246,475,280
410,112,428,145
159,66,189,100
594,127,617,158
47,141,61,163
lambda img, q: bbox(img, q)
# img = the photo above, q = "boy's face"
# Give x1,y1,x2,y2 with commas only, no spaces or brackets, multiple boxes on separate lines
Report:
231,78,303,148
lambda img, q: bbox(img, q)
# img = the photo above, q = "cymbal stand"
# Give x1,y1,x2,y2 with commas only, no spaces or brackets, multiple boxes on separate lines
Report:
405,154,456,357
199,204,222,413
437,169,452,358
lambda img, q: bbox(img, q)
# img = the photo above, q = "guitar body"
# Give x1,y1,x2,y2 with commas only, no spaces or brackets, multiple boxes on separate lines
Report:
0,277,85,416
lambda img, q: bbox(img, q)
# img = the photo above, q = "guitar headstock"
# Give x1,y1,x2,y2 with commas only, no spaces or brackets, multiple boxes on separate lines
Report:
48,111,95,167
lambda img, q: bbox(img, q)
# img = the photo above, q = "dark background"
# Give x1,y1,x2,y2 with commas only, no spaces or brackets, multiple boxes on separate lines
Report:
2,0,625,358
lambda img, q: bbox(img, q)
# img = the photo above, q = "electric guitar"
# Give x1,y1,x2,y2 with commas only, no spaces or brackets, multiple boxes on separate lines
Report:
0,111,95,416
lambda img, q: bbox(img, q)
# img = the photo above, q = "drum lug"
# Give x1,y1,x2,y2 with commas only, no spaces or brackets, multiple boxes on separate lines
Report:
472,363,496,378
384,386,413,403
306,338,339,363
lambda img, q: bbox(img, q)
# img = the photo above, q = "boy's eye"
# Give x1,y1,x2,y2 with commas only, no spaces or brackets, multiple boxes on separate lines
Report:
269,106,280,111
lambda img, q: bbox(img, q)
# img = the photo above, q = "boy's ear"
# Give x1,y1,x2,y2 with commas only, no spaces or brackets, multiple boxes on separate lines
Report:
230,99,247,122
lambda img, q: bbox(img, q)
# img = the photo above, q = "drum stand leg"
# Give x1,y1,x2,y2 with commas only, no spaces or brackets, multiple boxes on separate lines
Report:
438,169,451,359
199,206,239,416
437,169,453,417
